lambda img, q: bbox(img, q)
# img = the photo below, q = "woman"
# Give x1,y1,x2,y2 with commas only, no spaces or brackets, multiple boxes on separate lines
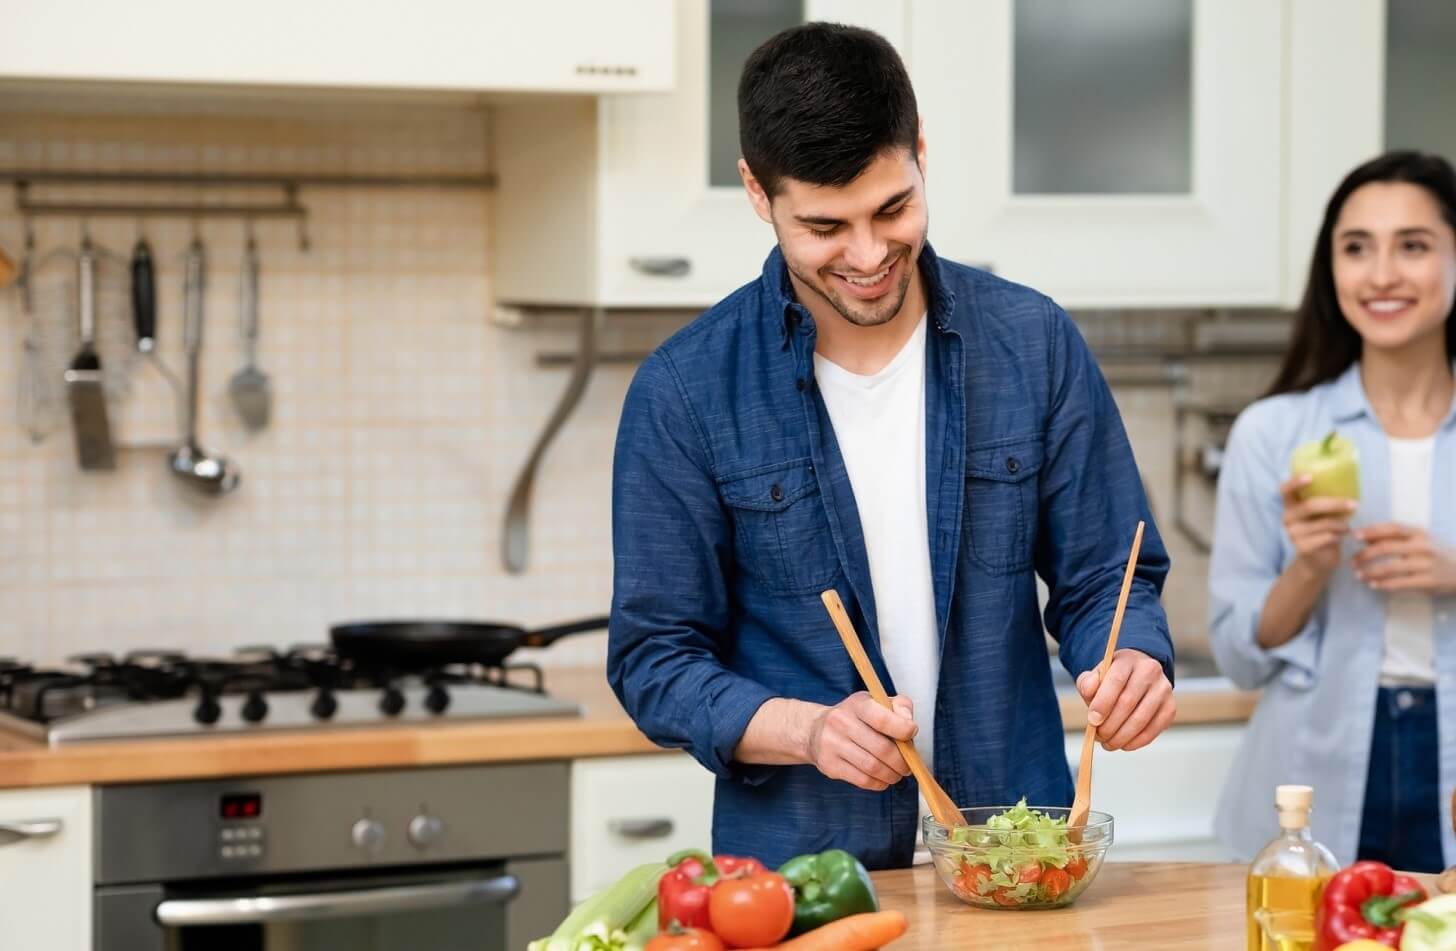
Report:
1210,150,1456,871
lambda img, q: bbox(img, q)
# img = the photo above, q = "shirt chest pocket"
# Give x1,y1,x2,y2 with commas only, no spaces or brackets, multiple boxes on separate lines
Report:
964,438,1045,575
720,460,840,596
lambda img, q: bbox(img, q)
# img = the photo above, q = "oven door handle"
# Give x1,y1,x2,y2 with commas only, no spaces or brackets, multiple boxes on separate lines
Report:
154,873,520,926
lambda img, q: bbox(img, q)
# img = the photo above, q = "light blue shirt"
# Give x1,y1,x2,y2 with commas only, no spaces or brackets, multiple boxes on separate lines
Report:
1209,362,1456,864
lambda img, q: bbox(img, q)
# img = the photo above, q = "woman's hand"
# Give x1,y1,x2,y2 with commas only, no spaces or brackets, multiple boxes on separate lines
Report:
1354,523,1456,594
1279,473,1357,580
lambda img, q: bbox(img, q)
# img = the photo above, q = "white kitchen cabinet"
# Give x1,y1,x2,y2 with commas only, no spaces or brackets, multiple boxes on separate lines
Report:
495,1,909,308
1064,723,1242,863
911,0,1284,308
1282,0,1456,308
0,785,92,951
0,0,673,94
570,753,715,902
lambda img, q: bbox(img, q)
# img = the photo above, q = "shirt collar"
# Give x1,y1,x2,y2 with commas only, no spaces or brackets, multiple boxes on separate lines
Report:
1328,362,1369,423
1328,359,1456,429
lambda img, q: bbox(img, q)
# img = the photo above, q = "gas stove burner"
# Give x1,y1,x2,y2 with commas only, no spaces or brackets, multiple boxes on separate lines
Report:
0,644,580,744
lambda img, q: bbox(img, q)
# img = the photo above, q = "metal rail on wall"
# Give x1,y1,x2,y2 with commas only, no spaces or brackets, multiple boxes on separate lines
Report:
3,169,496,250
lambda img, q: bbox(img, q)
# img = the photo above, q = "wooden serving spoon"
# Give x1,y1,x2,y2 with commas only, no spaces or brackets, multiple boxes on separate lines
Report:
1068,521,1146,833
820,589,964,829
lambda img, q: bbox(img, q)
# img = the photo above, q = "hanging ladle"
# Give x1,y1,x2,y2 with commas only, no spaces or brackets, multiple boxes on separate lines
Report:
169,237,240,495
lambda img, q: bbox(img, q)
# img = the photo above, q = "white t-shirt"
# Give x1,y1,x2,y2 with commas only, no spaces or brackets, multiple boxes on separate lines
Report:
814,315,941,835
1380,434,1437,687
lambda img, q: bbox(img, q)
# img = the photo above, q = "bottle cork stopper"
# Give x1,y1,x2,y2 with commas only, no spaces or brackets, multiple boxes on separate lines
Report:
1276,784,1313,827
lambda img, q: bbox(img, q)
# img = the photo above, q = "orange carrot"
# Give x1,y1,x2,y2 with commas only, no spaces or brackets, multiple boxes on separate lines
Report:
742,910,908,950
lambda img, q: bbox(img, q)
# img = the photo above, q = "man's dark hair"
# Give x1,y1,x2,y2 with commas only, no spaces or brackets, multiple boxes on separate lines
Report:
738,22,918,198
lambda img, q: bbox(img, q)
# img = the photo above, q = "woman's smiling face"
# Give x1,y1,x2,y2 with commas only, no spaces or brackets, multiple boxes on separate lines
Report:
1332,181,1456,355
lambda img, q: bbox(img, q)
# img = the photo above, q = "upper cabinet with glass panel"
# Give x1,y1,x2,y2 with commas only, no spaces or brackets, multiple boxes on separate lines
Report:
1281,0,1456,308
1012,0,1192,196
912,0,1283,308
495,1,907,308
1384,1,1456,165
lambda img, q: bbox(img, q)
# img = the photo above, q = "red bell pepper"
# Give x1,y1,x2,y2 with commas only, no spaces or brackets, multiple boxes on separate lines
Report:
658,849,768,930
1314,860,1428,951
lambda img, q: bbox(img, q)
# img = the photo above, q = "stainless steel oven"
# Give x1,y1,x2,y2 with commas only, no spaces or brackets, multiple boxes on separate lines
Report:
93,762,568,951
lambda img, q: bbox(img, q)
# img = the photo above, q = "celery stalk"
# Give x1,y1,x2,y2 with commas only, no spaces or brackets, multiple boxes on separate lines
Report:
527,862,665,951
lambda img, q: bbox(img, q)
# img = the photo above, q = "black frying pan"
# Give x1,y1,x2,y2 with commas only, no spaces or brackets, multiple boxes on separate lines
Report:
329,616,610,669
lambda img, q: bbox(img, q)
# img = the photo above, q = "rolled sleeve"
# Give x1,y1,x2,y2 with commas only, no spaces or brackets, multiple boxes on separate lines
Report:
1035,303,1175,683
1207,407,1322,691
608,351,778,783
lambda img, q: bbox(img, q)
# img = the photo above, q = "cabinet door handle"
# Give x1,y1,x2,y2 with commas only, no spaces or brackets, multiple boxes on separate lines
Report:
608,817,675,840
629,257,692,278
0,818,63,846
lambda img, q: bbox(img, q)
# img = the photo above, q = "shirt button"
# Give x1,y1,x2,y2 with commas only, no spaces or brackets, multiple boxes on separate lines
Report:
1006,456,1021,474
1397,691,1415,711
770,484,784,502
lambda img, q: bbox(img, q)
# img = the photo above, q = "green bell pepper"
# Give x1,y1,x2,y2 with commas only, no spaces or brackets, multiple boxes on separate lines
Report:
778,848,879,936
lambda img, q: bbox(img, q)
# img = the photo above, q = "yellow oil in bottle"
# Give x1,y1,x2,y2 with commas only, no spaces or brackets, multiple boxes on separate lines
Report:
1244,786,1339,951
1246,873,1329,951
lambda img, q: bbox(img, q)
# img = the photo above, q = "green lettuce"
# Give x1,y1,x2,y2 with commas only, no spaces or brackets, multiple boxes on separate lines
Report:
950,798,1073,890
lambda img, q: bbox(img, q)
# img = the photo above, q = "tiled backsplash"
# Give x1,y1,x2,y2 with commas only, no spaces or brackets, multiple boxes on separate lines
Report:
0,94,1289,670
0,98,679,667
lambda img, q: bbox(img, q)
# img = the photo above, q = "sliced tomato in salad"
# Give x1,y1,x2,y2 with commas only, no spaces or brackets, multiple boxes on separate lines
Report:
1040,867,1072,901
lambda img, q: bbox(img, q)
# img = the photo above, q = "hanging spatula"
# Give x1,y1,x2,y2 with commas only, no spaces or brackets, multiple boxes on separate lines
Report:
228,234,271,430
64,236,116,470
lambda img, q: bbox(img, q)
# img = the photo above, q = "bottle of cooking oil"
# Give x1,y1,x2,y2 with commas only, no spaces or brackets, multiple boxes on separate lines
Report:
1246,785,1339,951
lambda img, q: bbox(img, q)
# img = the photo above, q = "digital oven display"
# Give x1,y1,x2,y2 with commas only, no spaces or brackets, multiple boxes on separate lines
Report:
220,793,262,820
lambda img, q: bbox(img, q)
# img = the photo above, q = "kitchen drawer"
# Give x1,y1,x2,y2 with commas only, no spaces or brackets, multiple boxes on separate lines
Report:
0,785,92,951
570,754,715,902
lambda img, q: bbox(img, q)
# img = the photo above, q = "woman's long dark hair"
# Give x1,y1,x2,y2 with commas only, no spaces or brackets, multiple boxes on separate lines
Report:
1266,150,1456,397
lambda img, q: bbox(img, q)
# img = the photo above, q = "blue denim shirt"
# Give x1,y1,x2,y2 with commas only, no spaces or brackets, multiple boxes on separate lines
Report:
608,244,1173,870
1209,362,1456,865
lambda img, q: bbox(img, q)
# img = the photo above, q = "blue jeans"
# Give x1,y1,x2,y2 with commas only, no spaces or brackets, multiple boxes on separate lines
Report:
1358,686,1444,872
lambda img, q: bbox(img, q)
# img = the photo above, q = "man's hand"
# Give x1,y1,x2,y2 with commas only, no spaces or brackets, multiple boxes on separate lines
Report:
1074,649,1175,752
805,692,917,791
1354,523,1456,595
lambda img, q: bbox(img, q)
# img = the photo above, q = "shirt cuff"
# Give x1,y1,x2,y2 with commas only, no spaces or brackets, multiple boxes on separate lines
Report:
702,678,780,787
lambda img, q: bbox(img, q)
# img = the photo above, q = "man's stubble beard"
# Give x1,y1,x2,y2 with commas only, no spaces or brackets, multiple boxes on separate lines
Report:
779,216,928,329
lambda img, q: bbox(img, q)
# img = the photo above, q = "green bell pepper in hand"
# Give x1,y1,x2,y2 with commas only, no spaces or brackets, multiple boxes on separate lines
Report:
777,848,879,936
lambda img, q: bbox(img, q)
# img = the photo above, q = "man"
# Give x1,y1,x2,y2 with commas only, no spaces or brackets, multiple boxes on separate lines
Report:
608,22,1176,870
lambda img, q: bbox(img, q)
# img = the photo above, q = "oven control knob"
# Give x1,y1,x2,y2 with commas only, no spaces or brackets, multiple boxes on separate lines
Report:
408,814,445,849
424,684,451,715
310,688,338,720
240,690,269,723
193,691,222,725
379,686,406,717
351,818,386,853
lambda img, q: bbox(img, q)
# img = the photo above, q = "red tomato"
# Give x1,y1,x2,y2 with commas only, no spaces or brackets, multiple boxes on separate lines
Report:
991,887,1021,907
1018,862,1043,884
1065,855,1089,880
1041,867,1072,900
646,928,725,951
952,861,993,900
707,872,795,949
962,863,993,889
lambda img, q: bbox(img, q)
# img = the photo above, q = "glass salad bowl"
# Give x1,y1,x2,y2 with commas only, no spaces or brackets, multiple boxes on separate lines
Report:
922,802,1114,910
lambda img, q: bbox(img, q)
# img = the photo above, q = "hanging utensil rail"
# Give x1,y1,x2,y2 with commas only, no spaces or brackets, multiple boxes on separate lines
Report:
3,170,495,249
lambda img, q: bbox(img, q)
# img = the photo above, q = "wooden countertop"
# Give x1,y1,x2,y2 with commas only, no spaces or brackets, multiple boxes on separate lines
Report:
874,862,1248,949
0,668,1255,789
871,862,1436,949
